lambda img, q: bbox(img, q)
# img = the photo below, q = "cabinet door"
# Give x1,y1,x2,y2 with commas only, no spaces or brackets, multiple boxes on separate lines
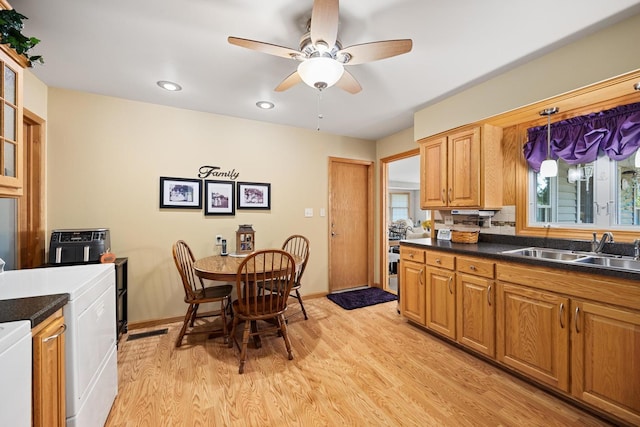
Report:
496,282,569,391
571,300,640,425
420,136,447,208
456,273,495,357
0,49,24,196
447,127,480,207
426,266,456,339
399,260,425,325
33,313,66,427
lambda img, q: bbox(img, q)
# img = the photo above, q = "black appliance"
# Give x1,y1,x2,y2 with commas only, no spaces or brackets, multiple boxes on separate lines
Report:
45,228,127,343
48,228,110,264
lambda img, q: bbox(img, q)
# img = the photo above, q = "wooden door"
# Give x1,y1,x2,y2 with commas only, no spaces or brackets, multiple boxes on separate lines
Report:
328,157,373,292
447,127,480,207
19,109,46,268
425,266,456,339
399,260,425,325
496,282,570,391
420,136,447,208
456,273,495,357
571,300,640,425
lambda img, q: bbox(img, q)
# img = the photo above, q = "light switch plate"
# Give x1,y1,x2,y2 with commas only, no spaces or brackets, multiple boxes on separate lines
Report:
304,208,313,217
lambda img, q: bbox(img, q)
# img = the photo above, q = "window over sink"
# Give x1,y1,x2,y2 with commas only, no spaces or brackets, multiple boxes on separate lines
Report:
529,153,640,228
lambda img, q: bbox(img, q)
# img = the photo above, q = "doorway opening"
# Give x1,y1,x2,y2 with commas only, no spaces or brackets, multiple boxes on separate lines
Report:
380,150,430,295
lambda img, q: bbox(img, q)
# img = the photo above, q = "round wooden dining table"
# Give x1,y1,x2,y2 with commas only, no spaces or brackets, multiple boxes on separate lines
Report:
193,253,303,281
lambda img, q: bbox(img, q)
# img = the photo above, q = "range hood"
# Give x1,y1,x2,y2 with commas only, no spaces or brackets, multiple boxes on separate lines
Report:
451,209,496,217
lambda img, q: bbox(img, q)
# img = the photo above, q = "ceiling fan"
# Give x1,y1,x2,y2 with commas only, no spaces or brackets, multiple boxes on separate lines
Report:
228,0,413,94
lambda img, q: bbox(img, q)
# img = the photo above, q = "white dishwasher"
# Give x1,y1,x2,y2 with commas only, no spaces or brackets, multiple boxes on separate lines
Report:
0,320,32,427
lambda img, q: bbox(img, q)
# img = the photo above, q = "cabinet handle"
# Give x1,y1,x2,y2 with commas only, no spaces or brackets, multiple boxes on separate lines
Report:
409,253,414,258
441,189,446,204
559,303,565,329
574,307,580,333
487,285,492,306
448,276,453,294
435,258,441,264
448,188,452,203
419,269,424,286
469,265,476,271
43,323,67,343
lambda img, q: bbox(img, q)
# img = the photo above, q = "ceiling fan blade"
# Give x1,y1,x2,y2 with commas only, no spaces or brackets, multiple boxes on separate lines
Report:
335,70,361,94
228,37,301,60
275,71,303,92
339,39,413,65
310,0,339,49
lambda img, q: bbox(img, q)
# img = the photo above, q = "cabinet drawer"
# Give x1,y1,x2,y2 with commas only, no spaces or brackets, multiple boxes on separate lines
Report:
457,256,494,279
401,247,426,263
426,251,455,270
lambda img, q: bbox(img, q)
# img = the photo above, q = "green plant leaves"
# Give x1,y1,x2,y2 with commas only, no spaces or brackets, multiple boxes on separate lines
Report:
0,9,44,66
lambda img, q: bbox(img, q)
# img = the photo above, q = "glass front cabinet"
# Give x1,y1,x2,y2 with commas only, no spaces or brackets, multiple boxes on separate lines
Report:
0,46,24,197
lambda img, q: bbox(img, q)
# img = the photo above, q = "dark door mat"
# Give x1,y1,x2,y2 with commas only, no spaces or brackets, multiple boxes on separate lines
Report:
126,328,168,341
327,287,397,310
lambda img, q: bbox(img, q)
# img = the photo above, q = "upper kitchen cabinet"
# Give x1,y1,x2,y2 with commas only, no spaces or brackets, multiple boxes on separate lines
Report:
419,124,503,209
0,46,24,197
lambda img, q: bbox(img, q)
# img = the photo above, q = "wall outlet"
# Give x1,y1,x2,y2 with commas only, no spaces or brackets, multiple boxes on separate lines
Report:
216,235,222,245
444,215,454,225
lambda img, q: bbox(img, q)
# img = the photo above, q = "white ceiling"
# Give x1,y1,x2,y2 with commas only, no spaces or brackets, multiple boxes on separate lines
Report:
13,0,640,141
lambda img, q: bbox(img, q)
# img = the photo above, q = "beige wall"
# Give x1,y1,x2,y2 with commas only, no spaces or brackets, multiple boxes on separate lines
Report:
44,88,374,322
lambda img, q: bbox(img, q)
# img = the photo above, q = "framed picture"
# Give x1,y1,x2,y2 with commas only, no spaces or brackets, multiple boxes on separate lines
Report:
237,181,271,210
204,180,235,216
159,177,202,209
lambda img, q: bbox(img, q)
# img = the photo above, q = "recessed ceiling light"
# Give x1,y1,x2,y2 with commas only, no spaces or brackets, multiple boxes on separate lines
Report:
256,101,275,110
157,80,182,91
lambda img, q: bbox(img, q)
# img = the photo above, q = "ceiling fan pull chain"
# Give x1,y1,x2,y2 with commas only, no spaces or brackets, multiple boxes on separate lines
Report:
317,90,324,131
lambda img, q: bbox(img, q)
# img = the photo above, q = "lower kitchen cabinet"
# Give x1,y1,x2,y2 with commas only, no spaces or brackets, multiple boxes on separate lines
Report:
496,282,570,392
32,309,66,427
456,272,495,357
399,247,426,325
571,300,640,425
425,266,456,339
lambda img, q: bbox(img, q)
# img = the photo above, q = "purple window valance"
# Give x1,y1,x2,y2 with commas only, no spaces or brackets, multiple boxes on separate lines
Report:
523,101,640,172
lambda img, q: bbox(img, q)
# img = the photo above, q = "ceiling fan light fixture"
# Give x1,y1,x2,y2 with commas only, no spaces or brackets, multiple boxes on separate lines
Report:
298,57,344,90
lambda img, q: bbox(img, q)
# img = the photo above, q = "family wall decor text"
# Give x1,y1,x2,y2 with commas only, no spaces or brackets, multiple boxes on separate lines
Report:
198,165,240,180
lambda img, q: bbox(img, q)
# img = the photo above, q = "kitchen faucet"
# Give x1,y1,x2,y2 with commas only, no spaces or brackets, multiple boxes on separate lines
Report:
591,232,614,253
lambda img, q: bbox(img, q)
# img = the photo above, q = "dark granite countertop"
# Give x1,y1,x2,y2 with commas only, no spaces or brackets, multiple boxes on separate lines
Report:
0,294,69,327
400,235,640,282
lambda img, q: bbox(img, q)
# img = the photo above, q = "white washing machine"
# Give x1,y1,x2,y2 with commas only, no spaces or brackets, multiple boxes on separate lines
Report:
0,320,32,427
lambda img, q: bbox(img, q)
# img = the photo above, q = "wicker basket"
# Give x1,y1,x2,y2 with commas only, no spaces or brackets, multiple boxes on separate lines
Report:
451,230,479,244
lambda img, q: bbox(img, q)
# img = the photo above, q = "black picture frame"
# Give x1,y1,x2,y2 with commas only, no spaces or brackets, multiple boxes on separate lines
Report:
159,177,202,209
237,181,271,210
204,180,235,216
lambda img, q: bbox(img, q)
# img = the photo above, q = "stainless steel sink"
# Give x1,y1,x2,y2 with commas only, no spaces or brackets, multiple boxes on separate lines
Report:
500,247,589,261
574,256,640,271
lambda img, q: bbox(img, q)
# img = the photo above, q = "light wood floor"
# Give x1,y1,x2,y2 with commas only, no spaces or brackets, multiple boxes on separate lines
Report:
106,297,613,427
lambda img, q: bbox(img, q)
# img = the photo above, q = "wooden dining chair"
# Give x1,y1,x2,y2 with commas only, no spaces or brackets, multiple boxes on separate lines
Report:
228,249,296,374
281,234,310,320
172,240,233,347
